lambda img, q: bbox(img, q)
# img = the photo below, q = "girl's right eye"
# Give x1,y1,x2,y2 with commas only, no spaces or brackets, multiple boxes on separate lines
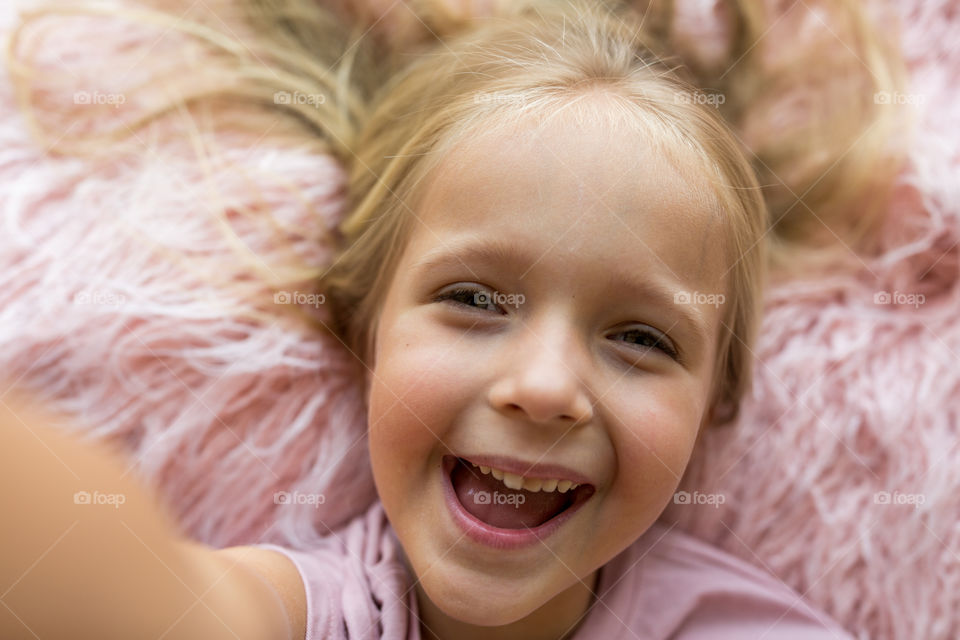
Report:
432,285,504,314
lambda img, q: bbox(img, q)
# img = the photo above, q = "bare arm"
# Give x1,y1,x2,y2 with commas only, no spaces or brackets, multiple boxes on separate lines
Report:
0,390,306,640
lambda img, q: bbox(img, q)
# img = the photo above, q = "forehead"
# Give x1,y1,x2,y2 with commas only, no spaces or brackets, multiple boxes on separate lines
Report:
405,108,728,297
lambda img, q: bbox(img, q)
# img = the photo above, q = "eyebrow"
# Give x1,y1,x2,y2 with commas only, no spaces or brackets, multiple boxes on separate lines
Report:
411,238,711,351
411,239,533,278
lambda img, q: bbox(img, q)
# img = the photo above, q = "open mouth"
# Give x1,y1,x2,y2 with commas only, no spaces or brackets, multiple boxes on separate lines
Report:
445,455,595,530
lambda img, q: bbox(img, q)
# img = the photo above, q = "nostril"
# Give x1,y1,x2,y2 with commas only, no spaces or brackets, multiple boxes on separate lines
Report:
503,404,581,424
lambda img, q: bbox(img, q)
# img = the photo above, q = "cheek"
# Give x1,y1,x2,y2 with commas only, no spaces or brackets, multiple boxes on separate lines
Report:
610,384,703,505
366,317,474,485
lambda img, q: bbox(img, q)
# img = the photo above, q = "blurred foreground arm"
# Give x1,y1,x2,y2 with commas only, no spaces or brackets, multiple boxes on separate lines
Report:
0,390,305,639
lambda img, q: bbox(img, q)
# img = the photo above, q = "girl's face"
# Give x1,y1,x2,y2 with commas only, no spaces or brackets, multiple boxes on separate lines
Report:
365,108,728,634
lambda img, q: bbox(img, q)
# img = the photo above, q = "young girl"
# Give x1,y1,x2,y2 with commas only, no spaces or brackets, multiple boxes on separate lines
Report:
1,0,899,638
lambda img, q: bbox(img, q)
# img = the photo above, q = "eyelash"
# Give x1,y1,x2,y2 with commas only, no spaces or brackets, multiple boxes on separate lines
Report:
432,285,680,361
434,286,506,314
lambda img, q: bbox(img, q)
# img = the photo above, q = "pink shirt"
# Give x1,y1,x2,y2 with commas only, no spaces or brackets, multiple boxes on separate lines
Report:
255,503,851,639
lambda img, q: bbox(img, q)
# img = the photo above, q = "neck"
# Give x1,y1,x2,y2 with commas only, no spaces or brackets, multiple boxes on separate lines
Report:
413,570,600,640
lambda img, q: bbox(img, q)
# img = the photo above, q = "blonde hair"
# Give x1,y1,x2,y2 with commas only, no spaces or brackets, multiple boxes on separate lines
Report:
6,0,905,426
324,1,769,426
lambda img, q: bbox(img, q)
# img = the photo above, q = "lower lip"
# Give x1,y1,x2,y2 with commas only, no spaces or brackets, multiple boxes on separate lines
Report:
440,455,594,551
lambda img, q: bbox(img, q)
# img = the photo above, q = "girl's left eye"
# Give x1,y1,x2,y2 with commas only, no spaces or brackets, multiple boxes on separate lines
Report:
610,327,679,361
432,285,504,314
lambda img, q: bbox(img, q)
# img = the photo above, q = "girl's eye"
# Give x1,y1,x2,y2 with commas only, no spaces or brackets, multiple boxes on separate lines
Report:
432,285,504,314
433,287,679,361
610,327,679,361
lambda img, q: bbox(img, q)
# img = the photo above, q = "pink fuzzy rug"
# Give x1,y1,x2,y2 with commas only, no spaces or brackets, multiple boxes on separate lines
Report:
1,1,957,638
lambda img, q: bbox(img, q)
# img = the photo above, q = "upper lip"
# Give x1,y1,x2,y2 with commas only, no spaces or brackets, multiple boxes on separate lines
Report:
454,453,595,486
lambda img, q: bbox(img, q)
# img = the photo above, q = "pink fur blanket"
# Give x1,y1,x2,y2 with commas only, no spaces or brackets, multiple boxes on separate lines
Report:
2,1,957,638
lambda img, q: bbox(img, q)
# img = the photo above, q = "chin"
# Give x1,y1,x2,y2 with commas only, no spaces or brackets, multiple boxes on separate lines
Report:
422,572,543,627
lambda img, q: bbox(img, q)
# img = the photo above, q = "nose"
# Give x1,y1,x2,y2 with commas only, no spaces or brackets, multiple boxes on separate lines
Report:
487,316,594,427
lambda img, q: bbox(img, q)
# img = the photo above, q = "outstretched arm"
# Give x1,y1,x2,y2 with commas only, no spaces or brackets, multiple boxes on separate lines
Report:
0,390,306,640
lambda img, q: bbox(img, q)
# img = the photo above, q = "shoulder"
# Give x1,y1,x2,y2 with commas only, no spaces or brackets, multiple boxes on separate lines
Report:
214,545,308,640
244,502,415,640
587,522,853,640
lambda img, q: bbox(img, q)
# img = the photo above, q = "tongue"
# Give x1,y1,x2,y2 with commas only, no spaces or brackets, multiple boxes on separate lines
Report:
451,459,572,529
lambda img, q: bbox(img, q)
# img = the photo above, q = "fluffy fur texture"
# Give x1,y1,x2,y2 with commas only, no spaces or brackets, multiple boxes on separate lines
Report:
662,4,960,639
1,1,956,638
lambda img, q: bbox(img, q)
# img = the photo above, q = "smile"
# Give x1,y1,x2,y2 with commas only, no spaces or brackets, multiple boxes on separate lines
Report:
442,455,595,550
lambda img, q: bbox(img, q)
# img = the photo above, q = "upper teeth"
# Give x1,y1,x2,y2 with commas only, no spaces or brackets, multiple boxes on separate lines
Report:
469,461,580,493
